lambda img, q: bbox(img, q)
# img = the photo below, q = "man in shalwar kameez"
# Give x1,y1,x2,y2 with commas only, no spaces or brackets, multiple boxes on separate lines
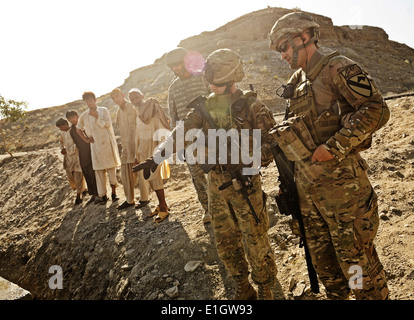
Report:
76,91,121,204
111,88,139,210
129,88,171,223
56,118,87,205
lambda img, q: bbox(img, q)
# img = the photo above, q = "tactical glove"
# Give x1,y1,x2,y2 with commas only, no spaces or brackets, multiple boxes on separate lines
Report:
132,157,159,180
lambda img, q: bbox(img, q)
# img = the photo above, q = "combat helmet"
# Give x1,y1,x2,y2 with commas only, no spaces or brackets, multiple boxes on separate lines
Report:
165,47,188,68
269,11,320,68
204,48,244,86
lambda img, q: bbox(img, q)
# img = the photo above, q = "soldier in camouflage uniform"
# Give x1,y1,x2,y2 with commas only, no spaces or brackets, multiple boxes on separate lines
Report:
166,47,211,223
135,49,279,300
269,12,390,300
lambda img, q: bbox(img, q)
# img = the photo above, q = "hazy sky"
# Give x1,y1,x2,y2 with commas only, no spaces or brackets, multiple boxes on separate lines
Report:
1,0,413,111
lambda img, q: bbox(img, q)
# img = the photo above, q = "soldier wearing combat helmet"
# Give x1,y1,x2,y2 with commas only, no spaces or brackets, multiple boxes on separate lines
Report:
269,11,390,300
134,48,279,299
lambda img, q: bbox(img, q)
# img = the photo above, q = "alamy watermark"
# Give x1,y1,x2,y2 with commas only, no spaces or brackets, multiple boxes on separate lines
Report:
151,121,262,175
48,265,63,289
46,264,363,292
348,265,363,290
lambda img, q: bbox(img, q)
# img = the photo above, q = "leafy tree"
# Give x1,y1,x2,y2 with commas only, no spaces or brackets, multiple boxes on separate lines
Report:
0,94,28,157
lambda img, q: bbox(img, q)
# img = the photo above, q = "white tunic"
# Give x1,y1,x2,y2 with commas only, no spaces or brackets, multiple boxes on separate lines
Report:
77,107,121,170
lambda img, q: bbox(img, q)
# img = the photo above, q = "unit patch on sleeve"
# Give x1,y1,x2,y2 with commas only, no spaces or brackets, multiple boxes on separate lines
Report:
340,64,373,98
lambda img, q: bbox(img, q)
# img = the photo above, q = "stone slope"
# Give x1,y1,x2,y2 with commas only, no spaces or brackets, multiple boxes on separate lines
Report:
0,96,413,300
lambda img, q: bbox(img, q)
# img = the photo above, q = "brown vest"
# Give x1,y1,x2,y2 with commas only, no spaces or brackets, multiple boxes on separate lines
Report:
287,51,343,146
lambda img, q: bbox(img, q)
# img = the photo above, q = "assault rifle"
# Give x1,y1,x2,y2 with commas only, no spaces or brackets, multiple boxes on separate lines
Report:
188,95,260,224
270,142,320,294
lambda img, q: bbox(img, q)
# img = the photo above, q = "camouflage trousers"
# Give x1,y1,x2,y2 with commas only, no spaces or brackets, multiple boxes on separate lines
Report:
208,168,278,286
295,152,389,300
187,162,209,213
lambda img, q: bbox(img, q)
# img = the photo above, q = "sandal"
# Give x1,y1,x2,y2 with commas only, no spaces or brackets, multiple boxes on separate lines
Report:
149,205,170,218
149,206,160,217
154,211,170,223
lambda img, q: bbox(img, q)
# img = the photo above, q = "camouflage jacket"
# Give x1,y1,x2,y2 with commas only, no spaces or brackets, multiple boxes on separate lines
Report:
287,49,390,159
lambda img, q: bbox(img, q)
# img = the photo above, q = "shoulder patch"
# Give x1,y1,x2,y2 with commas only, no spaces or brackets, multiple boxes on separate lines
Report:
340,64,372,98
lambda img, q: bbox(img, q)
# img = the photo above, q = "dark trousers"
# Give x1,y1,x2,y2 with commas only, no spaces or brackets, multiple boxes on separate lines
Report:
82,163,98,197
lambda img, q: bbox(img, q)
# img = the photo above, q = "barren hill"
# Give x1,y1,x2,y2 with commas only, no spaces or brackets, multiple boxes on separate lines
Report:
0,7,413,301
1,7,414,154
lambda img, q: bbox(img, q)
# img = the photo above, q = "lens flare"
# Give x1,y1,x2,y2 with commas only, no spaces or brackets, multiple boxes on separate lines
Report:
184,50,205,75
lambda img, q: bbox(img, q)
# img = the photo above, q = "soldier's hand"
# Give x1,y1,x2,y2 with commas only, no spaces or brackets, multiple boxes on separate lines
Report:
311,145,334,162
132,157,158,179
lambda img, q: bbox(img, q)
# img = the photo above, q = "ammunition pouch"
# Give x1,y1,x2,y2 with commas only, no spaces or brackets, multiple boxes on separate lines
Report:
270,116,316,162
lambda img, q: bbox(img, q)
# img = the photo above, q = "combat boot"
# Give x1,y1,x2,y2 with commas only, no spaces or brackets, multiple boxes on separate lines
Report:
258,284,274,300
234,277,257,300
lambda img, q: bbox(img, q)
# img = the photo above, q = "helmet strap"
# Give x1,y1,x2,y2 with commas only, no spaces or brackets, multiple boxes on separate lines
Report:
286,34,303,69
223,82,233,95
213,82,234,95
287,33,313,69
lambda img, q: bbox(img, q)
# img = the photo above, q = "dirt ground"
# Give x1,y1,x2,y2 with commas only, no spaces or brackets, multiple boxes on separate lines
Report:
0,96,413,301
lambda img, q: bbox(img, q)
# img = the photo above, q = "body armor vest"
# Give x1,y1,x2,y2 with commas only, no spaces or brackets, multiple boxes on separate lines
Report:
205,90,257,131
287,51,342,146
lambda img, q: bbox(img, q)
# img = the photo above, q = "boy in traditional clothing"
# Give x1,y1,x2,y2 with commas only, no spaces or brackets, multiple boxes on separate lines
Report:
56,117,87,205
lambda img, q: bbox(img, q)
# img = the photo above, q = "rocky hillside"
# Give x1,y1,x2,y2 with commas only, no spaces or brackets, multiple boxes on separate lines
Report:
0,7,413,301
1,6,414,154
0,96,413,301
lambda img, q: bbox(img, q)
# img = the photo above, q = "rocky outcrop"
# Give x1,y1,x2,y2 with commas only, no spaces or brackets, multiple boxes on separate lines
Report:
2,7,414,156
0,277,32,300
